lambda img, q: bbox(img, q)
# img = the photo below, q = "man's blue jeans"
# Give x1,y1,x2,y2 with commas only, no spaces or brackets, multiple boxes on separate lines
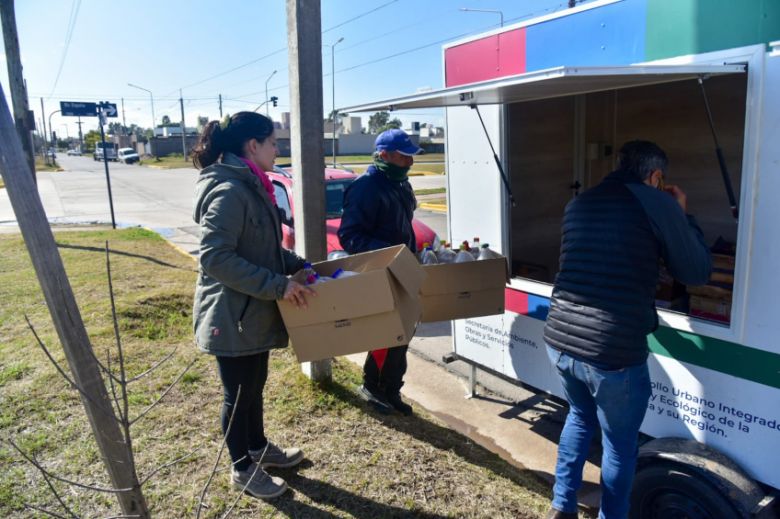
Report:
546,346,651,519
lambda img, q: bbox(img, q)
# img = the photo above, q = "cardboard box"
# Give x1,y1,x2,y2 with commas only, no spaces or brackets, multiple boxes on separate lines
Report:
419,256,509,322
689,294,731,324
277,245,426,363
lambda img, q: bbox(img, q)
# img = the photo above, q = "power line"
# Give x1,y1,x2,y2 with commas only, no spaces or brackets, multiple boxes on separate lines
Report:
47,0,82,98
168,0,401,97
322,0,399,34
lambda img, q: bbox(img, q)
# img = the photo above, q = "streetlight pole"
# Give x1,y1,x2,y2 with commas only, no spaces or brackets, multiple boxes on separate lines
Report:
48,109,61,154
265,70,277,117
330,36,344,168
459,7,504,27
127,83,155,135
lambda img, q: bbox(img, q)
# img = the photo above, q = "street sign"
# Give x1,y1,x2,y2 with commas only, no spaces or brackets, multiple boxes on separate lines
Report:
60,101,98,117
98,102,118,118
60,101,118,118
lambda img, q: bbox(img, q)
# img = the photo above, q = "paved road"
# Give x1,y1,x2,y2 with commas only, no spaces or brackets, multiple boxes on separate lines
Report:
0,156,447,254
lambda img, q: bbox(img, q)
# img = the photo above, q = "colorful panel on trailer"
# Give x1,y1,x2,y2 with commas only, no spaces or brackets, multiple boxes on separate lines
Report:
645,0,780,61
444,28,526,87
525,0,647,72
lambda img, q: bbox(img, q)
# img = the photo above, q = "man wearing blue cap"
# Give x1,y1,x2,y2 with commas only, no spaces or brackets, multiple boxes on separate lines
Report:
338,128,422,416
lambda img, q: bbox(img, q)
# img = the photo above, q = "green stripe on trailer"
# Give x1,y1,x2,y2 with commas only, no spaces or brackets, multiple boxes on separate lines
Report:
649,327,780,390
645,0,780,61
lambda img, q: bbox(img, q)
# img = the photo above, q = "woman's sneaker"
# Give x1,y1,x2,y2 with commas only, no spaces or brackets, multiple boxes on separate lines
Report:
249,442,304,468
232,463,287,499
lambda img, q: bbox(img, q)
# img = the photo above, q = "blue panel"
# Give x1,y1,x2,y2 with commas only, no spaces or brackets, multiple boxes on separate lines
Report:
527,294,550,321
525,0,647,72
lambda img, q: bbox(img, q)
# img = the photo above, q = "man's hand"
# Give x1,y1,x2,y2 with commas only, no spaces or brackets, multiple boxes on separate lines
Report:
283,280,316,308
664,184,687,213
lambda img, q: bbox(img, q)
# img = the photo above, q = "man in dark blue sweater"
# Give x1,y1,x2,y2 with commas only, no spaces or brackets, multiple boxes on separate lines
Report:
338,129,420,416
543,141,712,519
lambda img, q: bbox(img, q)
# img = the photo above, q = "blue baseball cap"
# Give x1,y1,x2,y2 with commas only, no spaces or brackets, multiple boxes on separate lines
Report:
375,129,423,156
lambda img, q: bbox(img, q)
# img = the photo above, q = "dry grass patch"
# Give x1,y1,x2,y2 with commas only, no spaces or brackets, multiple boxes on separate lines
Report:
0,228,552,518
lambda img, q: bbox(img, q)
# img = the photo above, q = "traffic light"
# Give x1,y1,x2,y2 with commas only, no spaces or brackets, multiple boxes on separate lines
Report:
271,96,278,107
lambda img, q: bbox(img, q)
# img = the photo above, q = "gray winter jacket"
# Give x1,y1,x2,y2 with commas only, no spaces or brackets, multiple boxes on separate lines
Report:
192,153,306,357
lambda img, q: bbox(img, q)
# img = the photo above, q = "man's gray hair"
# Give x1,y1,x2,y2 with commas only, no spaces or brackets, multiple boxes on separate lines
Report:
617,140,668,181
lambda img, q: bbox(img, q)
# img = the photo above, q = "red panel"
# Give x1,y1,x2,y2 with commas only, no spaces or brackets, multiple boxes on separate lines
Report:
504,288,528,315
445,28,526,87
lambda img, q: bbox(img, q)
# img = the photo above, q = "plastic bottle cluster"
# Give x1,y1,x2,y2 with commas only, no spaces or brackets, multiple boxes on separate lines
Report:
418,237,500,265
302,263,359,285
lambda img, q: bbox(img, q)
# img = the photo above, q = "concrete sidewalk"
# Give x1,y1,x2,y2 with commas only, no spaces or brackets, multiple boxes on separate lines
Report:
371,322,602,513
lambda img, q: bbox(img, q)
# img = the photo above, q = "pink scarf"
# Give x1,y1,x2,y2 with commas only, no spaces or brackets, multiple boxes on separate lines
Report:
239,157,277,206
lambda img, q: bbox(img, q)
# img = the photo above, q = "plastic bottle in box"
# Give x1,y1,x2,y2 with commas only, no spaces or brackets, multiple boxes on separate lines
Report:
421,246,439,265
455,244,475,263
477,243,501,260
470,237,481,258
436,242,457,264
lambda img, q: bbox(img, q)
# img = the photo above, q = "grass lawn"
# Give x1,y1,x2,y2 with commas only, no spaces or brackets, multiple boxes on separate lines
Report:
35,157,63,173
0,228,552,517
336,153,445,164
146,154,446,172
414,188,446,196
350,163,445,176
143,154,194,170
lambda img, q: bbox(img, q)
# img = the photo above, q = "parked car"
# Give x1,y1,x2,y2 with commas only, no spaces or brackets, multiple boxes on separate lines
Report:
66,148,82,156
267,165,439,256
117,148,140,164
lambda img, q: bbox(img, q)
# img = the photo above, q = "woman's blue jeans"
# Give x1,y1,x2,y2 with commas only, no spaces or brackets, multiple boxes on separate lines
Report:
546,346,651,519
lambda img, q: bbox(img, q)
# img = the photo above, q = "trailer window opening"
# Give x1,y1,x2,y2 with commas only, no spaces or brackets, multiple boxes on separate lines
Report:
507,73,747,326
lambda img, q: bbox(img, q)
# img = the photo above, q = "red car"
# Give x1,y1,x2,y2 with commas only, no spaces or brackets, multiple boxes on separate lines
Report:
268,165,439,257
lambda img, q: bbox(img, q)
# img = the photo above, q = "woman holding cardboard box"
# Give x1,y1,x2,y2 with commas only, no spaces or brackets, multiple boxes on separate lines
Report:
191,112,314,500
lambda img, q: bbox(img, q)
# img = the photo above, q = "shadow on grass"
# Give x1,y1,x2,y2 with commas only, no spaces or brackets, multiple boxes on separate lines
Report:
317,377,553,503
270,466,450,519
55,242,195,271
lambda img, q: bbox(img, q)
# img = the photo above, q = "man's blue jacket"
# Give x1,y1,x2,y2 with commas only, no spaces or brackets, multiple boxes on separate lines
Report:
543,169,712,368
337,165,417,254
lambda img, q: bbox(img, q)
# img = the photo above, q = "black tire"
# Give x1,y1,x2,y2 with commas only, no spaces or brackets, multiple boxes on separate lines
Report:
630,462,742,519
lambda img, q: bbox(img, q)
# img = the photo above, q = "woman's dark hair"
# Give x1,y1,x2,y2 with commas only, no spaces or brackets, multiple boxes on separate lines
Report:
191,111,274,168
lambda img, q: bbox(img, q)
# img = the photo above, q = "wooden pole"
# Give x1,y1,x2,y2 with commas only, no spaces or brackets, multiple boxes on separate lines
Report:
286,0,331,382
0,83,150,517
1,0,36,180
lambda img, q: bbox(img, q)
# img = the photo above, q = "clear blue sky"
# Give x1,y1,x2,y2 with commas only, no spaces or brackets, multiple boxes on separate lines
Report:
3,0,585,138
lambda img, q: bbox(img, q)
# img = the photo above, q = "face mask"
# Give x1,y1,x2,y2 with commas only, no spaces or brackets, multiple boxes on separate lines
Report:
374,155,410,181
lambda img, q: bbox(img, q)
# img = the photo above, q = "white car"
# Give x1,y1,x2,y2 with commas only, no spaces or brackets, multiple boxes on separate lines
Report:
117,148,140,164
66,149,81,156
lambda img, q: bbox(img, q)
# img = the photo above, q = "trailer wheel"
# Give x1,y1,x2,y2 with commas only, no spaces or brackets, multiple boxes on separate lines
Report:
630,462,739,519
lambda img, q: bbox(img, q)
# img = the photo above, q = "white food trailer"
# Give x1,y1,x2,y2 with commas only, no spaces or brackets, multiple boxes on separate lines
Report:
342,0,780,517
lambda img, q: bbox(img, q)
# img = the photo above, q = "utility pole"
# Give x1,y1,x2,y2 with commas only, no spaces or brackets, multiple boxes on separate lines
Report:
1,0,36,180
218,93,223,119
121,97,126,133
40,98,48,165
179,89,187,158
0,84,150,518
76,116,83,150
287,0,330,382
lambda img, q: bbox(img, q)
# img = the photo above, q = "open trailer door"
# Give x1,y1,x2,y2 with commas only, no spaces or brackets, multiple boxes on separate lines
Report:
342,64,746,385
342,60,749,390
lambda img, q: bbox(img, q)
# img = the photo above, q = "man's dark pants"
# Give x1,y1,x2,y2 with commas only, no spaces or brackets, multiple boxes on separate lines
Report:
363,344,408,397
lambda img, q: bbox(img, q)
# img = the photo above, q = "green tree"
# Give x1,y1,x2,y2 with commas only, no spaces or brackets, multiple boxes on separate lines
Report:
368,111,389,133
161,115,172,126
368,111,402,133
107,122,128,135
84,130,102,152
383,118,402,132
